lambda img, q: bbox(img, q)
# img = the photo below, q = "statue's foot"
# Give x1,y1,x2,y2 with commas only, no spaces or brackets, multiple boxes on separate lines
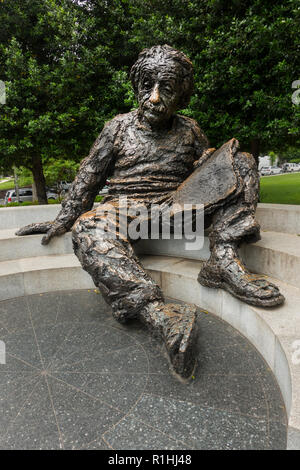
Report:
112,308,137,324
198,245,284,307
112,310,129,324
142,302,198,378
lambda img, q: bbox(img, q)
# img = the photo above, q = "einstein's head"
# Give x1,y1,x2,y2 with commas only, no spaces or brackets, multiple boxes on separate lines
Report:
130,45,194,126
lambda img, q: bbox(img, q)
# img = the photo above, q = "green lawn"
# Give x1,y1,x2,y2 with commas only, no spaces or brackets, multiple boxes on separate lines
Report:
0,176,33,190
260,172,300,205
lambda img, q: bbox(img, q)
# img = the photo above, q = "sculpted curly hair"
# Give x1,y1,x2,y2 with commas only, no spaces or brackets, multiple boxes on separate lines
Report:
130,45,194,109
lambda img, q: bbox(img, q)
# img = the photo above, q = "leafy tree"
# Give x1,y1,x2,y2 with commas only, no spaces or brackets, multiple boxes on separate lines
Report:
268,151,278,166
1,0,299,205
44,158,79,187
123,0,300,163
0,0,116,203
277,145,300,163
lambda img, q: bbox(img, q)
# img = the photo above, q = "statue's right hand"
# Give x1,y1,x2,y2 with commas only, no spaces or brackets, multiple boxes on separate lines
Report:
15,221,67,245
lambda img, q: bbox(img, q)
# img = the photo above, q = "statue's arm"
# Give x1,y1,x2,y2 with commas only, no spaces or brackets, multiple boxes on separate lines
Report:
16,118,120,244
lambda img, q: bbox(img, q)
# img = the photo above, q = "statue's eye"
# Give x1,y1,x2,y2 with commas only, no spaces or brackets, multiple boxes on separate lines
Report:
143,80,152,90
160,83,173,93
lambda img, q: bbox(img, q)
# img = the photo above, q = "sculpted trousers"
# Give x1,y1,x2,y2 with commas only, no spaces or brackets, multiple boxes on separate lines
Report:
72,143,260,319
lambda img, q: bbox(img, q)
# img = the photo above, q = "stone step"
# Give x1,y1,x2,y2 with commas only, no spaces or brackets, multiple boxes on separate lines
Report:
241,231,300,288
0,229,74,261
0,253,93,301
2,228,299,288
137,231,300,288
1,204,61,230
0,252,299,448
256,204,300,235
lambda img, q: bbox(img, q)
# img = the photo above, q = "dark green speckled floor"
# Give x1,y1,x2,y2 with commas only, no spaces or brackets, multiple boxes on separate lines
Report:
0,289,287,449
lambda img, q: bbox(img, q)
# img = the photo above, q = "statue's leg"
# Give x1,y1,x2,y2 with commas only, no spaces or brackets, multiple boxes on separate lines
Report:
198,151,284,307
72,206,198,378
171,144,284,307
72,207,163,323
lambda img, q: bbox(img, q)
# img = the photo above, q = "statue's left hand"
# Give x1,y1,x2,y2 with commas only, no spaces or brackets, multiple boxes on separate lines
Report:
193,147,216,169
15,221,53,236
15,221,67,245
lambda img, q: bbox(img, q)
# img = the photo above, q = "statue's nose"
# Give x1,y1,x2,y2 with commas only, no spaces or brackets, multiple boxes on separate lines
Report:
149,83,160,104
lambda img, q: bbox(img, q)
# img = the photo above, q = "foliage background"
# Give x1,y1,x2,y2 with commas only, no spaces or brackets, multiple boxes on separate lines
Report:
0,0,299,202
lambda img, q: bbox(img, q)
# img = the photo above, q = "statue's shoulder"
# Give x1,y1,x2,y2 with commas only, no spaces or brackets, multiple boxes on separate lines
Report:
108,110,137,126
102,111,136,134
176,114,198,127
176,114,209,146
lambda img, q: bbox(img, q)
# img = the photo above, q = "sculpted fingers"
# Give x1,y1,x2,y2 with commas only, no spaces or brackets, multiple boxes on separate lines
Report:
41,223,67,245
193,148,216,169
41,232,53,245
15,220,67,245
15,222,53,236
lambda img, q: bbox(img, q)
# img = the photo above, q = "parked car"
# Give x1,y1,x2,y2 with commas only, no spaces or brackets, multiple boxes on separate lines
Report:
260,167,272,176
5,188,33,204
282,163,300,173
46,189,59,200
56,181,72,193
5,187,59,204
60,180,71,189
98,179,110,195
269,166,281,175
46,181,71,198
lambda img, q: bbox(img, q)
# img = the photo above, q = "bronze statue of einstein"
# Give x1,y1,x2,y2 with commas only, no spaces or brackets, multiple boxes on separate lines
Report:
17,45,284,378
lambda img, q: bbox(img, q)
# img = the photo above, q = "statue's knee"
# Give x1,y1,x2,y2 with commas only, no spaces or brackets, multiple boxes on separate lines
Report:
72,211,96,241
234,151,257,173
71,219,81,241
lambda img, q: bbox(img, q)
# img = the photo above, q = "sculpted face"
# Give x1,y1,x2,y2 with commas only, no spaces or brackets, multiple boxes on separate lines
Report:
137,60,182,127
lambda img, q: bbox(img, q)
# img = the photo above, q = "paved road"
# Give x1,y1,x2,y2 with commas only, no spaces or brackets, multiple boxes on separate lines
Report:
0,178,12,184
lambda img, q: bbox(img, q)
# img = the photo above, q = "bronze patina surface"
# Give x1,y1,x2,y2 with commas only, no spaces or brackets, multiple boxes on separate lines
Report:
16,45,284,378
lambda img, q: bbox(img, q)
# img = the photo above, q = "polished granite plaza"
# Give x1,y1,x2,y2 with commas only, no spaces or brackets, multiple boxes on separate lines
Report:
0,289,287,450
